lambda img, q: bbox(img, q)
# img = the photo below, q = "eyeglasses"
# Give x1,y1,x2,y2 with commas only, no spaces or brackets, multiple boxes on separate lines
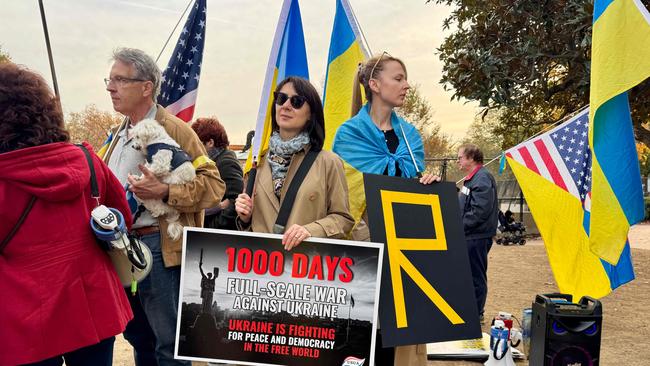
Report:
369,51,390,80
274,91,307,109
104,76,147,87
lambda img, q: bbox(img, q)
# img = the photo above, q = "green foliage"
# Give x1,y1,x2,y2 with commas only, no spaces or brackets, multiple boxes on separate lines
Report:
442,110,509,182
0,45,11,64
430,0,650,147
639,143,650,177
396,85,453,173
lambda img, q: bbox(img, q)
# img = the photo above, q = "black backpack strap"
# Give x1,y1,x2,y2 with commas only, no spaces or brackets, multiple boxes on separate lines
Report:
0,196,36,254
76,144,100,205
273,149,319,234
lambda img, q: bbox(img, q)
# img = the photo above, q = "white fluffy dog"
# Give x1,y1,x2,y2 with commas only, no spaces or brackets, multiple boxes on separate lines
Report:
130,119,196,240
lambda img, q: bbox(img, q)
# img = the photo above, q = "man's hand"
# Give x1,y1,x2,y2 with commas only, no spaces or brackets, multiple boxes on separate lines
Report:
127,164,170,200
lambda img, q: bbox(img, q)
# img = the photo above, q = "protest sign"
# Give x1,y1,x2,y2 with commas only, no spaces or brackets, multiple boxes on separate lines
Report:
364,174,481,346
175,228,383,366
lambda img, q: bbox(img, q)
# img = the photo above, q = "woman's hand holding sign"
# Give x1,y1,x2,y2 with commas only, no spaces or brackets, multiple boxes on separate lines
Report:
282,224,311,251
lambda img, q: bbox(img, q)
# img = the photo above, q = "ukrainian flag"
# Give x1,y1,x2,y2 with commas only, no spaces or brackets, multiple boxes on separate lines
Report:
588,0,649,264
322,0,369,150
245,0,309,172
96,132,113,159
507,157,635,298
505,108,635,298
323,0,369,223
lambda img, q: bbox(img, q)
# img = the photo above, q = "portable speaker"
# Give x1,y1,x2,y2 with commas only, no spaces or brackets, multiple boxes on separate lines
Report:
529,293,602,366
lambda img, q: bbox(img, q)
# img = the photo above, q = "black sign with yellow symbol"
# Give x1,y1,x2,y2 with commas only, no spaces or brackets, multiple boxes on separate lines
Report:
364,174,481,347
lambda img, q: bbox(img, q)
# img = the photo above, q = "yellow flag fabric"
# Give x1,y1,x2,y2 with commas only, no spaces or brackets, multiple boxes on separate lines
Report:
588,0,649,263
507,157,612,299
322,0,370,223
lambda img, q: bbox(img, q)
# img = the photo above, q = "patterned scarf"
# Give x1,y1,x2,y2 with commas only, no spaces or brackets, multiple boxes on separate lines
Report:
207,146,224,162
268,131,310,199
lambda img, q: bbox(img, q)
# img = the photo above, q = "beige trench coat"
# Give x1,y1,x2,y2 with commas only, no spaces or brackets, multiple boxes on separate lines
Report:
242,146,354,238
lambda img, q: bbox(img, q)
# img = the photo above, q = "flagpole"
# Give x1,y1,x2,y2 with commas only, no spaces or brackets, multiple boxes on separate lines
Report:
344,0,372,56
249,0,293,165
456,105,591,185
38,0,60,99
523,105,589,143
156,0,194,63
346,302,351,343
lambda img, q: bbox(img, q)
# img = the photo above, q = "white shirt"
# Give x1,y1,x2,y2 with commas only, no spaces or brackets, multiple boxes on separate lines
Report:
107,105,158,228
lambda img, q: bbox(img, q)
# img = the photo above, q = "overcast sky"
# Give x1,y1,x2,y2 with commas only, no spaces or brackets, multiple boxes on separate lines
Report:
0,0,480,144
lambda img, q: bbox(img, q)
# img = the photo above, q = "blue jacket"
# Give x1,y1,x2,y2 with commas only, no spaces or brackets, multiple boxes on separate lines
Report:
459,166,498,240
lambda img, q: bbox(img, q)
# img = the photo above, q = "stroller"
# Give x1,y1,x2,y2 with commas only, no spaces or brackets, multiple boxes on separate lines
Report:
496,210,526,245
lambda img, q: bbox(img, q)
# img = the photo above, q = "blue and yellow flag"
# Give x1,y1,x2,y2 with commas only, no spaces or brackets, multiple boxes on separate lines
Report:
505,109,634,298
323,0,370,223
96,132,113,159
245,0,309,172
322,0,369,150
588,0,649,264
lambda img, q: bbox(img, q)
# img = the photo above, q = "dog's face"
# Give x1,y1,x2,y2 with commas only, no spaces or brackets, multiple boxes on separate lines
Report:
130,119,165,152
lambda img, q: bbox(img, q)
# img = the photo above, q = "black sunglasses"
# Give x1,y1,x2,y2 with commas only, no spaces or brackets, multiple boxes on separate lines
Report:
274,91,307,109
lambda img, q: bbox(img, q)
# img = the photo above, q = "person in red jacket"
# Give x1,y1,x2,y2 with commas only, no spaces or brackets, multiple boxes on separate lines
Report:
0,63,134,366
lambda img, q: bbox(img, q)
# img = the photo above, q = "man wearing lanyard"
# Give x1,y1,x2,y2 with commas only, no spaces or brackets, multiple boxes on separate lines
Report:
457,144,498,323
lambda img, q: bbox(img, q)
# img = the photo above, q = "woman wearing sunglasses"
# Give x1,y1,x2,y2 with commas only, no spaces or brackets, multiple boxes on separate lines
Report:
332,53,434,366
235,76,354,250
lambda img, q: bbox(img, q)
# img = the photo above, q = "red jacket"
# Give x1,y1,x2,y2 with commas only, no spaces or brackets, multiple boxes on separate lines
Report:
0,142,133,365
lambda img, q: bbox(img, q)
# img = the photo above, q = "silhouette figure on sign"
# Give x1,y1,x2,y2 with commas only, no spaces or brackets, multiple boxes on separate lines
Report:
199,248,218,314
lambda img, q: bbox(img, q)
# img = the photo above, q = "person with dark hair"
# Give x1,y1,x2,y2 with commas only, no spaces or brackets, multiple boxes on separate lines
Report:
101,47,224,366
235,76,353,249
332,53,438,366
457,143,498,323
0,63,133,366
192,117,243,230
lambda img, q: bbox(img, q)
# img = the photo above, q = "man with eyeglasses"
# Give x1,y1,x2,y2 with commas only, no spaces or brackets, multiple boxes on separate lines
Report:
100,47,225,366
457,144,498,324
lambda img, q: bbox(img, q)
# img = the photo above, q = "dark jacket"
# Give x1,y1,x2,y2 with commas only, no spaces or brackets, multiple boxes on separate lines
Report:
459,166,498,240
205,148,243,230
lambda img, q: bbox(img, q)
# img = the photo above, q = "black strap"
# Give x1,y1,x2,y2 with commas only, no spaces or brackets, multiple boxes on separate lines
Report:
0,196,37,254
245,163,258,197
77,144,100,199
273,150,319,234
132,204,146,226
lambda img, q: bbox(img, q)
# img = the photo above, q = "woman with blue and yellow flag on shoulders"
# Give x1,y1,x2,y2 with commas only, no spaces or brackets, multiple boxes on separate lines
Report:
332,53,436,366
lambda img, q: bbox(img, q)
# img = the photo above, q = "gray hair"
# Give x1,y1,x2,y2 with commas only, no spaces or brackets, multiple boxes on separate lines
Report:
111,47,161,101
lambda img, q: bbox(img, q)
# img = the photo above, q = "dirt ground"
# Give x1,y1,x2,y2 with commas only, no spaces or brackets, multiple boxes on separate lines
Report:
112,223,650,366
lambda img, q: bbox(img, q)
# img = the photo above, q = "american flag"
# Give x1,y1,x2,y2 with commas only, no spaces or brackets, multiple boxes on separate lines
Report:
158,0,206,122
506,108,592,207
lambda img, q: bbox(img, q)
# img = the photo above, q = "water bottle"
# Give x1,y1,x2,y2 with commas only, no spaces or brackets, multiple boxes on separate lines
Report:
522,308,532,357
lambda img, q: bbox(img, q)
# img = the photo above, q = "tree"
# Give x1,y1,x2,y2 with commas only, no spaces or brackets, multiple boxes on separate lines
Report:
396,85,453,174
440,111,508,182
0,45,11,64
638,142,650,177
431,0,650,147
66,104,123,150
